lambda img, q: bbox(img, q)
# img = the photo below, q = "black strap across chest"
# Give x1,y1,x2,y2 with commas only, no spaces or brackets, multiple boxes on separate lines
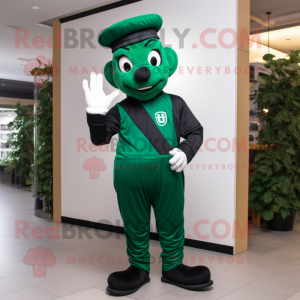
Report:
119,97,173,155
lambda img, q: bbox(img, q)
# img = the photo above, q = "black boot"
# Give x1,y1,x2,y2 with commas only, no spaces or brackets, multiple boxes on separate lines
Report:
161,264,213,290
106,266,150,296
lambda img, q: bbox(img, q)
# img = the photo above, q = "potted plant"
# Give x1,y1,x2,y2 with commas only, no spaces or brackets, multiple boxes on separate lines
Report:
30,59,54,80
5,103,34,187
25,61,54,213
35,78,53,212
249,51,300,231
3,158,16,184
0,159,4,172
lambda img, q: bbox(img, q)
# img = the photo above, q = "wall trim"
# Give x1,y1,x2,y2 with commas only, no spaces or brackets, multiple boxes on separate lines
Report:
61,216,234,255
250,22,300,35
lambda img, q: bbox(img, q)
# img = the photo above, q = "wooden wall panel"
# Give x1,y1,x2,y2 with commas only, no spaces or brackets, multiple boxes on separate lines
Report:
235,0,250,254
53,20,62,222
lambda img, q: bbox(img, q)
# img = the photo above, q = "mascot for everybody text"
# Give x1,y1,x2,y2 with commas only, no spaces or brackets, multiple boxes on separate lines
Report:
83,14,213,296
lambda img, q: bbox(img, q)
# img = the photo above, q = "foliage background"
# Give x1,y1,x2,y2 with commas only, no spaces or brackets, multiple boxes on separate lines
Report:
36,79,53,212
249,51,300,221
5,103,33,178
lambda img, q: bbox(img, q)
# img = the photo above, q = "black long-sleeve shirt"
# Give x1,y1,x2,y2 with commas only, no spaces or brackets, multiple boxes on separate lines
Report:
87,93,203,163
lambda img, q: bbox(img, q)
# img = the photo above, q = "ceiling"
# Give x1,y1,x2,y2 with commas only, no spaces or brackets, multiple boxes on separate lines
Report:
250,0,300,30
251,0,300,20
1,0,300,83
250,25,300,54
0,0,120,82
0,79,34,99
249,42,288,64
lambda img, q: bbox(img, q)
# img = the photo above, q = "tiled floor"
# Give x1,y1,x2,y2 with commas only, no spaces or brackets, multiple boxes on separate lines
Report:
0,182,300,300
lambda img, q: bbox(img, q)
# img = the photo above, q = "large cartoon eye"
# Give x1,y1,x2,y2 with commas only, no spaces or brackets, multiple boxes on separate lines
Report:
118,56,133,73
148,50,161,66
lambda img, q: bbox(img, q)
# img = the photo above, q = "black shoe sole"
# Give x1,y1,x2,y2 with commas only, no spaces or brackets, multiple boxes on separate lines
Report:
161,277,213,291
106,277,150,296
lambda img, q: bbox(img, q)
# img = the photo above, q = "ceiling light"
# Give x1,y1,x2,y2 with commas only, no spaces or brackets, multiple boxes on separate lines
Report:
31,6,40,9
286,39,291,40
6,25,22,29
35,23,52,29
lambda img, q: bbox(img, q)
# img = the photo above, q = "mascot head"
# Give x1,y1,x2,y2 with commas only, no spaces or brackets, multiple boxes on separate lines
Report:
99,14,178,101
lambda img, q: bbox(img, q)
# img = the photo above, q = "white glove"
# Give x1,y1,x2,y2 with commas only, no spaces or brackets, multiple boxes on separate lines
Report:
169,148,187,172
82,72,120,115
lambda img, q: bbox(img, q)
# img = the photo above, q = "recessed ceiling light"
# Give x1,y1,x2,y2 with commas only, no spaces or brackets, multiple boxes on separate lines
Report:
31,6,40,9
6,25,22,29
35,23,52,28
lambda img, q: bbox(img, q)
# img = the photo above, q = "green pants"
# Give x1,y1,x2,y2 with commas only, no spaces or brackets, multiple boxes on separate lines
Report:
113,155,185,272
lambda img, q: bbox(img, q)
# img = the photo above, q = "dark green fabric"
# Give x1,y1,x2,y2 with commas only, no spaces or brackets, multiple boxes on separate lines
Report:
164,48,178,77
113,156,185,272
104,61,118,88
116,93,177,157
116,103,159,157
113,93,184,272
140,93,178,148
99,14,163,47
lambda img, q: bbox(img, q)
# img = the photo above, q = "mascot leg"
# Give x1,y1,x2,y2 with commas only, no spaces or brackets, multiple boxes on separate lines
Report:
106,157,213,295
106,158,152,295
154,158,213,290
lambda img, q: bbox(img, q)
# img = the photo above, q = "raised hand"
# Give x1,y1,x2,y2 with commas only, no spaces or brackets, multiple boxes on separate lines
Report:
83,72,120,115
169,148,187,172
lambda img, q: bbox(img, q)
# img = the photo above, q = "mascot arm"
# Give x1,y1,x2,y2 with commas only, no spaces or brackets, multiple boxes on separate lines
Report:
83,72,119,115
83,72,120,146
173,96,203,164
169,148,188,172
87,106,120,146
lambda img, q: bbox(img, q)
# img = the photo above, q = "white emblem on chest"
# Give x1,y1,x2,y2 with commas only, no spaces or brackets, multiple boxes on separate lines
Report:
155,111,167,126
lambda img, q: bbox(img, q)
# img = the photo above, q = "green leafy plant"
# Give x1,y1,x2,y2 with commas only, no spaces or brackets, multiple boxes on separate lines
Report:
36,78,53,212
3,158,16,175
4,103,34,179
249,51,300,221
30,59,53,76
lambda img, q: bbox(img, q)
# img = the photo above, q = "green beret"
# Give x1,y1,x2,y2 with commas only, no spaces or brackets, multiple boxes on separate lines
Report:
99,14,163,52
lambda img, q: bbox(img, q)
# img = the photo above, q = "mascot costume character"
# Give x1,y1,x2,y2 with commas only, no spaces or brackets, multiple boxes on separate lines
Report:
83,14,213,296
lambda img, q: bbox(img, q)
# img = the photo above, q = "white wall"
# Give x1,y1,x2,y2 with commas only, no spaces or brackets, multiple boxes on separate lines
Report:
61,0,238,249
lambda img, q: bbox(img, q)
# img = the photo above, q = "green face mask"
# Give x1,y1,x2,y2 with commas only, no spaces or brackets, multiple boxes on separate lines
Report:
104,39,178,101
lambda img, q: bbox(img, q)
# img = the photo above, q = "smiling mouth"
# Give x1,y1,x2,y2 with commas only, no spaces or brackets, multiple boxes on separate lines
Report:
138,86,152,90
135,81,160,92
